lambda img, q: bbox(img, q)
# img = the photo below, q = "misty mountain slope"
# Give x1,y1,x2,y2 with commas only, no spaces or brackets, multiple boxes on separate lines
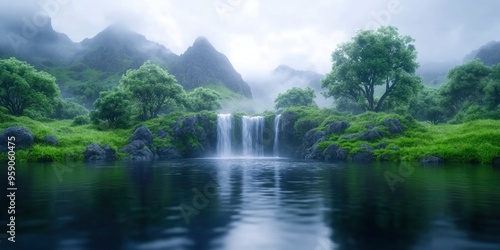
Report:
465,41,500,66
169,37,252,98
0,15,78,65
273,65,324,91
76,24,179,72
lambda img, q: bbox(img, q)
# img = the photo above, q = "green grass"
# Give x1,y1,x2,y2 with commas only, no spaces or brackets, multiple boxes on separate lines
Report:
0,113,132,162
284,107,500,164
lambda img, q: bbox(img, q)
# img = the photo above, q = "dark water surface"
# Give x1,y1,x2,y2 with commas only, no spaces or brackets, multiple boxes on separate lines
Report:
1,159,500,250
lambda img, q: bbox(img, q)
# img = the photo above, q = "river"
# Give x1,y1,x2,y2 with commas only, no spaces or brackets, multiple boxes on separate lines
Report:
1,159,500,250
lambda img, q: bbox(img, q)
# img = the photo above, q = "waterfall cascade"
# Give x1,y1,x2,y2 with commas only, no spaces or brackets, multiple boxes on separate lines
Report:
216,114,281,157
217,114,233,157
242,116,265,156
273,114,281,157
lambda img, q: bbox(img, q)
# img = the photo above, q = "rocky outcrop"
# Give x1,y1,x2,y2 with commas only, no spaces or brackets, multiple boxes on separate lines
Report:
43,135,58,145
350,144,375,162
157,146,183,160
120,126,156,161
323,144,349,161
120,140,155,161
420,156,444,164
0,127,34,152
302,130,327,160
384,118,404,134
172,114,217,157
358,129,383,141
280,111,302,158
326,121,350,135
83,143,116,162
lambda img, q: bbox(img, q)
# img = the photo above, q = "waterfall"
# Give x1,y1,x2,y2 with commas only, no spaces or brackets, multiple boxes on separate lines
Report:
217,114,233,157
273,114,281,157
242,116,265,156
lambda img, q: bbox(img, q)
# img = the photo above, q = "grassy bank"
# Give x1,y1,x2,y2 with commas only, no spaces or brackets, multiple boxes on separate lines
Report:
286,107,500,164
1,109,500,164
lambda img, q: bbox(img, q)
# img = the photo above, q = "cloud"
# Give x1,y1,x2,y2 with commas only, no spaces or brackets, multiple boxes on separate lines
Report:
3,0,500,78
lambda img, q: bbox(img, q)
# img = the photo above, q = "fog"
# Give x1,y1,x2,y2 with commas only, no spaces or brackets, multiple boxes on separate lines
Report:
1,0,499,112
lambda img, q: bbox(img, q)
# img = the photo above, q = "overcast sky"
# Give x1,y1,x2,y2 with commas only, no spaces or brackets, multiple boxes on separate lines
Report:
6,0,500,78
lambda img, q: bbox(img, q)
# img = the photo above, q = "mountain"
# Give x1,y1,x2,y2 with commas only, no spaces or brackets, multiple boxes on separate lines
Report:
170,37,252,98
464,41,500,66
0,15,253,105
272,65,324,91
76,24,178,72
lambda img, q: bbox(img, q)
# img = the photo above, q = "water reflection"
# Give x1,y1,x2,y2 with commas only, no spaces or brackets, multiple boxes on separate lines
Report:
0,160,499,250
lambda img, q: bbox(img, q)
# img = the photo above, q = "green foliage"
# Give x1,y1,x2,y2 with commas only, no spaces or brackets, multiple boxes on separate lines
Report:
186,87,221,112
322,26,422,112
0,57,60,116
0,114,131,162
91,90,134,128
72,115,91,126
408,88,446,124
120,61,186,120
274,87,316,109
51,98,89,119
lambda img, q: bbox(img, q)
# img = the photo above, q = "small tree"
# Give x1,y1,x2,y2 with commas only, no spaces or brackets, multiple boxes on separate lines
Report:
322,26,421,112
0,57,60,116
91,90,133,128
274,87,316,109
187,87,221,112
120,61,185,120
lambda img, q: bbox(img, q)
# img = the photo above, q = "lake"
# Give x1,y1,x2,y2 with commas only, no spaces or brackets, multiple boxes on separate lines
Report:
1,159,500,250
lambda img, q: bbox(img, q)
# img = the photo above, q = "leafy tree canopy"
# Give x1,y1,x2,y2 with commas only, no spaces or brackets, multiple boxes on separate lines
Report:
187,87,221,112
91,90,133,128
275,87,317,110
322,26,422,112
0,57,60,116
120,61,185,120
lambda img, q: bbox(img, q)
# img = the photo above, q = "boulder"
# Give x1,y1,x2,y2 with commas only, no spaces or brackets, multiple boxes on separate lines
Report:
119,140,155,161
420,156,444,164
376,142,389,149
350,144,375,162
43,135,58,145
384,118,404,134
130,126,154,150
351,151,375,162
323,144,349,161
157,147,183,160
0,126,34,152
492,157,500,167
158,130,169,139
358,129,383,141
326,121,350,135
83,143,116,162
301,130,326,160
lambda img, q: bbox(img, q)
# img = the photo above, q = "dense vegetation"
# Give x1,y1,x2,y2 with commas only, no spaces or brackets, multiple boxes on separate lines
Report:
1,25,499,164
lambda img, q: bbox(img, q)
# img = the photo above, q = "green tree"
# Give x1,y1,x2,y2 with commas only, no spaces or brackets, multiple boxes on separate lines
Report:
322,26,421,112
120,61,185,120
187,87,221,112
484,64,500,110
440,60,491,115
408,88,446,124
51,99,89,119
0,57,60,116
91,90,133,128
274,87,316,109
